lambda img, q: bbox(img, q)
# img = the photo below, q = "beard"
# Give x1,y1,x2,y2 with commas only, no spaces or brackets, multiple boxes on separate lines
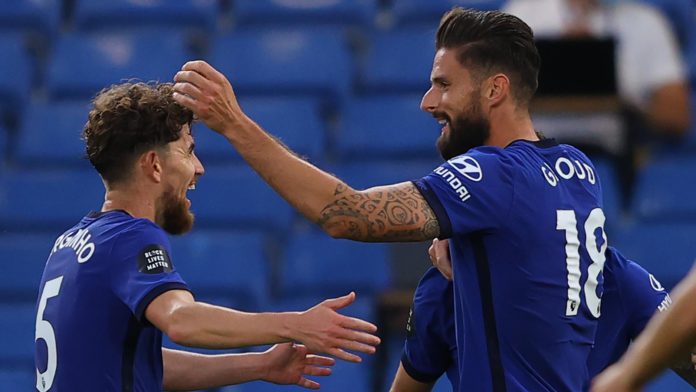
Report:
435,95,491,161
156,188,194,235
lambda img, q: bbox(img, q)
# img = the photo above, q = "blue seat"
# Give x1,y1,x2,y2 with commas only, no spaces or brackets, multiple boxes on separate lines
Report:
0,168,103,231
336,95,441,159
73,0,217,32
15,101,91,167
188,165,295,232
391,0,505,27
193,97,326,163
169,231,270,311
592,158,623,229
645,370,695,392
632,157,696,221
0,368,35,391
0,125,6,163
0,0,60,35
233,0,377,28
360,29,435,95
208,29,352,105
0,303,36,363
280,229,391,298
612,223,696,289
0,234,55,300
0,35,31,118
329,160,439,190
47,33,188,100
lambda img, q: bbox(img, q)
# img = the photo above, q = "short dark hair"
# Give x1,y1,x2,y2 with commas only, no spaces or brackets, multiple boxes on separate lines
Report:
436,7,540,104
82,82,193,184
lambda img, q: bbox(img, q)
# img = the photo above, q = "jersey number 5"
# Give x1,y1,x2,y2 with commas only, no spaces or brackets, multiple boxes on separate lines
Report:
35,276,63,392
557,208,607,318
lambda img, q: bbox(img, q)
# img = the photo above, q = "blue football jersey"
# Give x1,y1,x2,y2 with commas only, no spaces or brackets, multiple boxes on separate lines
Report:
401,267,458,389
587,247,670,378
400,247,669,390
34,210,189,392
414,139,606,392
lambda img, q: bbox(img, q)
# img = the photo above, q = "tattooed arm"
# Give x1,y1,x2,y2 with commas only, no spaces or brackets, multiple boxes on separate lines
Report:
172,61,440,242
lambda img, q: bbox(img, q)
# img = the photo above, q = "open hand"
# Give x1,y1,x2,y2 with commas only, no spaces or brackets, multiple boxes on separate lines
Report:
262,343,334,390
295,292,381,363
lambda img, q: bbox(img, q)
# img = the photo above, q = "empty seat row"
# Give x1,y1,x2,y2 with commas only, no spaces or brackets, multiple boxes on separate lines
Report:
0,0,513,36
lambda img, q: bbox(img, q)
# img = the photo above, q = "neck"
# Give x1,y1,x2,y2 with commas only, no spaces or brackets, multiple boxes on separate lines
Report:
102,185,157,222
486,106,538,148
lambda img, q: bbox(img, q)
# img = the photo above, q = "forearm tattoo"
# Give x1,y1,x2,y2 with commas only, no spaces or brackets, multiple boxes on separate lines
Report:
316,182,440,242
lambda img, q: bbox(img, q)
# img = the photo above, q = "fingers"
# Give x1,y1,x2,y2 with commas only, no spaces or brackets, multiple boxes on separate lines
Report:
323,291,356,310
303,364,332,377
172,81,203,101
327,347,362,363
172,91,199,112
180,60,224,84
335,338,377,355
336,325,381,348
305,354,335,367
297,377,321,390
340,315,378,334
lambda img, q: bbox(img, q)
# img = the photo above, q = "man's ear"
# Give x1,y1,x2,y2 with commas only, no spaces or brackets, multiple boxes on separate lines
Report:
140,150,163,183
483,73,510,108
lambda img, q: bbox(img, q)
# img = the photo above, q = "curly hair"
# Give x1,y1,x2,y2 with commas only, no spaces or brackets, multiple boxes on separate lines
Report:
82,82,193,184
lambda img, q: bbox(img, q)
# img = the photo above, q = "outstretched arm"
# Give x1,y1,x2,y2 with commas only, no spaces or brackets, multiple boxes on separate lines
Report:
146,290,379,363
162,343,334,391
591,268,696,392
173,61,440,242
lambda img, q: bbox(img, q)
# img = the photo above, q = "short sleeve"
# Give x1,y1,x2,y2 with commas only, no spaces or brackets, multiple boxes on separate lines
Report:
109,221,189,322
413,149,515,239
609,248,670,339
401,268,455,382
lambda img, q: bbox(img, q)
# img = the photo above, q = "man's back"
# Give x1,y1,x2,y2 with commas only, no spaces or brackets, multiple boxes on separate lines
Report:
415,139,605,391
34,210,188,391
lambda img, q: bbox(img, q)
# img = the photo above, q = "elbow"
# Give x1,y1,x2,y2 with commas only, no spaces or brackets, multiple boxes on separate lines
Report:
164,306,197,346
322,221,354,240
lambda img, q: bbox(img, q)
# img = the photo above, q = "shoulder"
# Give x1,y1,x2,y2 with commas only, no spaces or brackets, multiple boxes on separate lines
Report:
110,217,170,254
605,247,667,300
443,146,514,181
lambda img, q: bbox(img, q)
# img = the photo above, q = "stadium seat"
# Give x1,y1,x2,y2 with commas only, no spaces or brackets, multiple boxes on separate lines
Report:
632,156,696,221
279,229,391,297
0,303,36,363
0,35,31,119
391,0,505,27
169,230,271,311
0,234,55,300
0,125,6,163
73,0,217,32
0,0,60,36
592,158,623,228
612,222,696,289
187,164,295,233
193,97,326,163
0,368,35,391
335,95,441,159
644,370,695,392
328,159,439,190
0,168,103,231
360,28,435,95
208,28,352,105
46,32,189,100
15,101,91,167
233,0,377,28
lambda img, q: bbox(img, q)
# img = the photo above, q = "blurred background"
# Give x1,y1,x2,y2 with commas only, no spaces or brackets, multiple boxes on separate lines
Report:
0,0,695,391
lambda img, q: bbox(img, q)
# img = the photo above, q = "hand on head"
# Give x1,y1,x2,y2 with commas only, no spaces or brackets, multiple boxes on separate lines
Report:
173,60,244,135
